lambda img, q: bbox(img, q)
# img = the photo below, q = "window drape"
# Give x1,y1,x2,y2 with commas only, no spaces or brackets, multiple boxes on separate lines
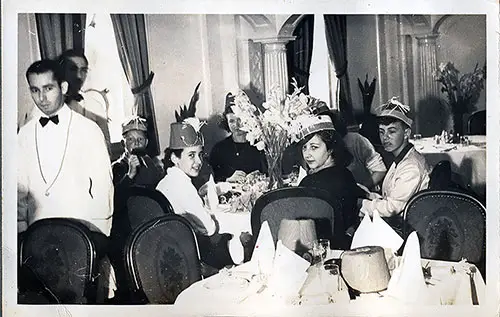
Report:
286,15,314,94
35,14,86,60
110,14,160,156
323,15,355,124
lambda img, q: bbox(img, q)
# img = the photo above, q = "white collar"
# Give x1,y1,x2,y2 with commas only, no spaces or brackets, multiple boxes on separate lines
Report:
36,103,71,121
167,166,192,182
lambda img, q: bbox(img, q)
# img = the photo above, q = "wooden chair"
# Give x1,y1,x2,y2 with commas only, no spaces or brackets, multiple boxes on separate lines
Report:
124,214,202,304
467,110,486,135
251,186,345,250
18,218,104,304
403,190,486,272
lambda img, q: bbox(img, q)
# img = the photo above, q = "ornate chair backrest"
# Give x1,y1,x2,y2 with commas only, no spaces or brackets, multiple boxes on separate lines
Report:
251,186,344,249
403,190,486,264
124,214,202,304
19,218,99,304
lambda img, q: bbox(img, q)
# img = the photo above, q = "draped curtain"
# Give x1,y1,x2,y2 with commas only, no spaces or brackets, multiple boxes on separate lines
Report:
110,14,160,156
286,15,314,94
323,15,355,124
35,14,86,60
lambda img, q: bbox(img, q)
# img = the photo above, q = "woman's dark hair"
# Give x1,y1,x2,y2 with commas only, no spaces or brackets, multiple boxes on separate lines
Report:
298,129,353,168
162,148,184,168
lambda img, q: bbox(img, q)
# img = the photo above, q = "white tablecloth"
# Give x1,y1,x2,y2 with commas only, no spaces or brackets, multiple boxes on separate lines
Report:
212,207,251,238
413,135,486,197
174,253,485,314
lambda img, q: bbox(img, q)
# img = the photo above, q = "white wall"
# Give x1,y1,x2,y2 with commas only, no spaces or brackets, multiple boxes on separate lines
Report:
146,14,240,153
17,13,40,128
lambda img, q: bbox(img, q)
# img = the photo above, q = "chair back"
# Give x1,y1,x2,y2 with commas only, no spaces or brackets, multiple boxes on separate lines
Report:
19,218,98,304
403,190,485,264
251,186,344,248
126,186,174,231
124,214,202,304
467,110,486,135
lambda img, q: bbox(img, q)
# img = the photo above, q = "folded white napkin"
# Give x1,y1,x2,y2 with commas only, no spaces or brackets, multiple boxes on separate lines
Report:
248,221,275,276
206,174,219,211
385,231,434,304
228,236,244,265
351,210,404,251
297,166,308,184
266,240,310,301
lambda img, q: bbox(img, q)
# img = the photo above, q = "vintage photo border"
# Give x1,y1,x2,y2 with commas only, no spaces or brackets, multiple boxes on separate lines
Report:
2,0,500,316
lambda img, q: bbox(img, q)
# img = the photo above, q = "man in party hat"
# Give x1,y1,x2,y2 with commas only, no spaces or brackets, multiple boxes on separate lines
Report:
359,97,430,222
112,115,164,193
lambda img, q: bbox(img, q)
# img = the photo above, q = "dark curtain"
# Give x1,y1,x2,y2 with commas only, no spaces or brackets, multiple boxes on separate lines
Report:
286,15,314,94
35,14,86,60
110,14,160,156
323,15,355,124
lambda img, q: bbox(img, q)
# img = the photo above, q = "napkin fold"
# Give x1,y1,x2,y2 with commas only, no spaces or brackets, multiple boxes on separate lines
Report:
248,221,275,276
206,174,219,211
266,240,310,300
297,166,308,184
351,210,404,252
385,231,433,304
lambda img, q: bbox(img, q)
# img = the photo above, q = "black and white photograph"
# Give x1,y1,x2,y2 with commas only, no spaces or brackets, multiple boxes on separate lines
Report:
3,1,500,316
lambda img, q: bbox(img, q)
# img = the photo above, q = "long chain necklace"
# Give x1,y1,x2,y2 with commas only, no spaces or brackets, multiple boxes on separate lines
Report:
35,111,72,197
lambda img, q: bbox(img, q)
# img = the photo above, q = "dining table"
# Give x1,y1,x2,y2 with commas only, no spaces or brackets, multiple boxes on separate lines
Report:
412,135,486,198
173,249,486,315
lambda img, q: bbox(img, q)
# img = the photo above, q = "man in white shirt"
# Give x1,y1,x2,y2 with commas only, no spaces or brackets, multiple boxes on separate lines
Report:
359,98,430,221
58,49,111,153
18,59,113,236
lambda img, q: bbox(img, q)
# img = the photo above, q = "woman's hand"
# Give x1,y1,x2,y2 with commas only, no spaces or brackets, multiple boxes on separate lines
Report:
226,170,247,183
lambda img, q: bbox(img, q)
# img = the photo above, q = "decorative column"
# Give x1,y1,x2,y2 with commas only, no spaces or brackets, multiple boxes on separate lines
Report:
416,34,439,97
255,37,295,101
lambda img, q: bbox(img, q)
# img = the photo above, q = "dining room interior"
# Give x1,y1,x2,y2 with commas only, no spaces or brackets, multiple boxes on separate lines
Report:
15,13,490,310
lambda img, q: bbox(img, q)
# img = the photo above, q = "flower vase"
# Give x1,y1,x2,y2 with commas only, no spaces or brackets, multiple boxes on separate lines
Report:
452,111,465,136
266,153,284,190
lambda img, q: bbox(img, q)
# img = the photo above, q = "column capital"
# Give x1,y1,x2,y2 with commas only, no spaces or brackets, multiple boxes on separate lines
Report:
415,33,439,45
254,36,296,50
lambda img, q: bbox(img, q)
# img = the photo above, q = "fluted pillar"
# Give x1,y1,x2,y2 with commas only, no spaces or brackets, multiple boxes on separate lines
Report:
255,37,295,101
416,34,439,97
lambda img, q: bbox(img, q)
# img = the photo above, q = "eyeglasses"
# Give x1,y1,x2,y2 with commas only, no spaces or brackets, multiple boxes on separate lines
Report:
125,137,146,145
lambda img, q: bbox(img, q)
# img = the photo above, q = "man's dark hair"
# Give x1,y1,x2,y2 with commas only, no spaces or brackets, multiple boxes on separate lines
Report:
25,59,65,85
57,49,89,67
377,116,410,129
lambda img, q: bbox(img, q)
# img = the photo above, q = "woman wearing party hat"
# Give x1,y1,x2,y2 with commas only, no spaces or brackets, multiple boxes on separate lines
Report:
156,117,243,270
294,114,360,249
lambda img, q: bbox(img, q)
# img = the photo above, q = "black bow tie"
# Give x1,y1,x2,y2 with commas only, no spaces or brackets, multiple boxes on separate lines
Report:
39,115,59,127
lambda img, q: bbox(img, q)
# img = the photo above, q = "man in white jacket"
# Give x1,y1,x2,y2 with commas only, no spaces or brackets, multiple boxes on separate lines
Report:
18,59,113,236
359,97,430,219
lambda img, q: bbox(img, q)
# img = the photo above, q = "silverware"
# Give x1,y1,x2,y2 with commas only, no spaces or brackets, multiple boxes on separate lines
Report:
468,266,479,305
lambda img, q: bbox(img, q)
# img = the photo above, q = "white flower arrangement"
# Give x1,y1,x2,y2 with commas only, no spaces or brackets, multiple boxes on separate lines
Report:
231,79,316,153
230,79,320,189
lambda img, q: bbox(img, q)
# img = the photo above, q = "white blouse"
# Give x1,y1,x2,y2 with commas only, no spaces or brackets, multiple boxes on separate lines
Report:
156,166,216,236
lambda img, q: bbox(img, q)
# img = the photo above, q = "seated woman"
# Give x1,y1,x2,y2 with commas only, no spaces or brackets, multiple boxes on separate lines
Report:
295,115,361,248
209,93,267,183
156,118,242,270
321,109,387,191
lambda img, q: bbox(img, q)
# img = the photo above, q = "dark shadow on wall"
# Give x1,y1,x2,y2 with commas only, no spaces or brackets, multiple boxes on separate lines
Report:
416,96,451,137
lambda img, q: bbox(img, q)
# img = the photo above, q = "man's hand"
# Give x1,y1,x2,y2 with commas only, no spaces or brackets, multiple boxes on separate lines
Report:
127,154,141,179
226,170,247,183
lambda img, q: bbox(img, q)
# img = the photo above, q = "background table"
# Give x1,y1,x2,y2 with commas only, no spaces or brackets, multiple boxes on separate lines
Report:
412,135,486,198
